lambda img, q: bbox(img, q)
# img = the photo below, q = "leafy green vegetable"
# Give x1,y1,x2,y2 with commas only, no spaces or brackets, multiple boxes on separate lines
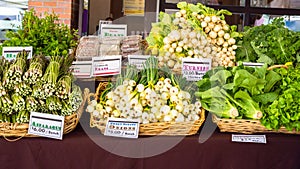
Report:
0,9,78,56
236,18,300,65
262,66,300,131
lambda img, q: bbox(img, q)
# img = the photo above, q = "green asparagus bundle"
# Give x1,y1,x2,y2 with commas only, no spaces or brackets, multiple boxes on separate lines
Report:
68,84,83,112
61,99,74,116
38,99,49,114
15,110,30,123
0,113,10,123
23,55,47,84
32,81,44,99
56,73,72,99
46,96,62,111
1,95,14,115
40,55,62,99
26,96,39,112
2,50,28,90
14,82,32,97
12,93,26,112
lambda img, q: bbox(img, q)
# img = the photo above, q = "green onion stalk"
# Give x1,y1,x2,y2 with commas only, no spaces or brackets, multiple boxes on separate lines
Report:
41,55,62,99
26,96,39,112
139,56,159,89
11,93,26,112
56,73,73,99
14,82,32,97
2,50,28,90
0,84,7,97
1,95,13,115
23,55,46,84
16,110,30,123
46,96,62,111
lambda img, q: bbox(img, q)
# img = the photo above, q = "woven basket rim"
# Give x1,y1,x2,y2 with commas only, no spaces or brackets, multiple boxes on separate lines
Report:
0,87,90,140
211,114,300,134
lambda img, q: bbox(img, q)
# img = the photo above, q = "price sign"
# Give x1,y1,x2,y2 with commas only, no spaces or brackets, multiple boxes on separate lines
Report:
100,24,127,37
71,61,92,78
104,118,140,139
128,55,151,69
91,55,122,76
232,134,267,144
98,20,112,36
28,112,65,140
182,58,212,81
242,62,264,68
2,46,33,61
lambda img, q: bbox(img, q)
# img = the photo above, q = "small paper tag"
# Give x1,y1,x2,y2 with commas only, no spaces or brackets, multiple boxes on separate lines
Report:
71,61,92,78
182,58,212,81
2,46,33,61
104,118,140,139
92,55,122,76
242,62,264,68
28,112,65,140
232,134,267,144
128,55,150,69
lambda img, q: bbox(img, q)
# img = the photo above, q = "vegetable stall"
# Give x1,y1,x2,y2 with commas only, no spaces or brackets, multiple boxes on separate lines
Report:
0,10,86,138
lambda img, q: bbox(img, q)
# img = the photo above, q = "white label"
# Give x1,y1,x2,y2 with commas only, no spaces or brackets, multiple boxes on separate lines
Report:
71,61,92,78
104,118,139,139
100,24,127,37
232,134,267,144
98,20,112,36
91,55,122,76
2,46,33,61
28,112,65,140
182,58,212,81
128,55,151,69
242,62,264,68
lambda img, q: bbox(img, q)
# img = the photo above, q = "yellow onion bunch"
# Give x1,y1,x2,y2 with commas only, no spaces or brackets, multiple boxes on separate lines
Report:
177,2,240,67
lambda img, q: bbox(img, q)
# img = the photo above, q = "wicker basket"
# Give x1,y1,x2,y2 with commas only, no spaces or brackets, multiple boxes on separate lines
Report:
88,82,205,136
209,64,300,134
212,114,300,134
0,88,90,140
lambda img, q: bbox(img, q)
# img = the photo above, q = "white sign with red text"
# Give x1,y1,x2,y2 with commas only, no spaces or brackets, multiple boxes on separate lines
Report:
182,58,212,81
91,55,122,77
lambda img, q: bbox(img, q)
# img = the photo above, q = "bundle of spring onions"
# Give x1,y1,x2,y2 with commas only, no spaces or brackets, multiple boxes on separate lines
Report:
86,56,202,124
146,2,240,69
0,49,83,123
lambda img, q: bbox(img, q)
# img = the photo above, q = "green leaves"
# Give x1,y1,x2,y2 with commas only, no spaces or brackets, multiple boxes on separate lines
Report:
0,9,78,57
236,17,300,65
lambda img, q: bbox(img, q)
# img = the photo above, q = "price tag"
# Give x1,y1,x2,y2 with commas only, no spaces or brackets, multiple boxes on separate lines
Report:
71,61,92,78
2,46,33,61
28,112,65,140
182,58,212,81
128,55,150,69
100,24,127,37
242,62,264,68
98,20,112,36
232,134,267,144
91,55,122,76
104,118,140,138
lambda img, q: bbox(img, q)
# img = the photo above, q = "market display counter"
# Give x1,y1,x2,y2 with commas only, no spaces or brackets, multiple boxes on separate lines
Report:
1,112,299,169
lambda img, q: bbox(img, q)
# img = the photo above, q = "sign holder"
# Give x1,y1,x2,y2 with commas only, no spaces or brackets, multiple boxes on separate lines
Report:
91,55,122,77
2,46,33,61
128,55,151,69
181,58,212,81
71,61,92,78
100,24,127,37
